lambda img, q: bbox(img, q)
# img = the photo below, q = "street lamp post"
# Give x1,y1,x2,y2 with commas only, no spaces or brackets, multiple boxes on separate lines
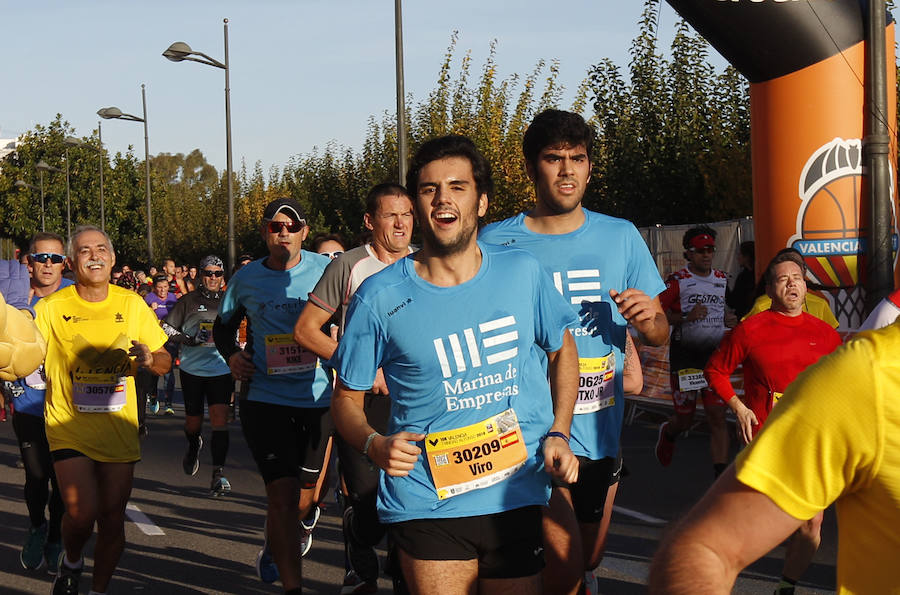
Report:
65,149,71,239
163,18,235,272
64,133,105,232
99,122,104,232
395,0,408,185
35,160,63,234
98,83,153,264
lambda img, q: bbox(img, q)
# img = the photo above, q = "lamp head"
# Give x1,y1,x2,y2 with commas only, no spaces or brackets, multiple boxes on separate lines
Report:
35,160,61,173
163,42,193,62
97,107,123,120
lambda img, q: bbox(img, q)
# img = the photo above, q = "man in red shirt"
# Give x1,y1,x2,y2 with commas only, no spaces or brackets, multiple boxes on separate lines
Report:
704,249,841,594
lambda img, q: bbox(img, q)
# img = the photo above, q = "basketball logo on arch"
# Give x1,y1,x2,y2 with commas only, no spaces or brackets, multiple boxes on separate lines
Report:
788,137,898,288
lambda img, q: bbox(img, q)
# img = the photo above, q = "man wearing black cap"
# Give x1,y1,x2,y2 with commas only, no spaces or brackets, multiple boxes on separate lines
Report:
657,225,737,476
214,199,333,594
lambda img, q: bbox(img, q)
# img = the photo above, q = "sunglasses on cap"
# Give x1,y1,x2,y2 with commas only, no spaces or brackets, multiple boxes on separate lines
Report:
202,270,225,278
266,220,305,234
30,252,66,264
689,246,716,254
321,251,343,259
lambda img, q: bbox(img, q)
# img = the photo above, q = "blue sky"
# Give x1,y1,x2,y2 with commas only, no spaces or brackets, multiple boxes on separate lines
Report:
2,1,724,175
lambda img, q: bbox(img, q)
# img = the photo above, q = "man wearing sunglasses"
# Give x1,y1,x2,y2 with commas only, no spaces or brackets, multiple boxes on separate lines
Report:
214,198,333,594
5,233,72,574
34,225,170,595
162,255,234,496
657,225,737,477
28,238,73,303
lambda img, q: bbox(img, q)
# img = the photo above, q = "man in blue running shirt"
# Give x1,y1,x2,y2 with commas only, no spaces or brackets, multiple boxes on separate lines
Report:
480,109,668,594
6,233,73,574
214,198,333,595
331,135,580,594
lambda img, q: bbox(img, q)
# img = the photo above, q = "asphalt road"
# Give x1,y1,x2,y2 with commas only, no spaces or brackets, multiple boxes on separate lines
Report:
0,395,837,594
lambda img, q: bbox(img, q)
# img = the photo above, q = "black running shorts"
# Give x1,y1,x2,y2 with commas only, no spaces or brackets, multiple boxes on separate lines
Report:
390,505,544,579
239,400,333,487
569,456,618,523
50,448,138,465
179,370,234,417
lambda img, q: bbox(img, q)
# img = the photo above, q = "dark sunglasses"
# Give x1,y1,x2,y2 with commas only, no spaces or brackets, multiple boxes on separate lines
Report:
202,270,225,278
321,251,343,259
30,252,65,264
266,220,305,234
689,246,716,254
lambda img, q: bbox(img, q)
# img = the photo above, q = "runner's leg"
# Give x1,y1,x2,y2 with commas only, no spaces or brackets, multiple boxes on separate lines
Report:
14,413,51,530
399,553,477,595
266,476,302,590
582,481,619,570
479,574,542,595
542,486,582,595
53,455,98,566
91,461,135,592
209,403,230,465
702,388,730,476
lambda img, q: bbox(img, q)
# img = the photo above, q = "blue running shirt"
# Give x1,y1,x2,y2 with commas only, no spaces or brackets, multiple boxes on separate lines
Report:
480,209,665,460
13,277,75,417
218,253,333,407
333,242,578,523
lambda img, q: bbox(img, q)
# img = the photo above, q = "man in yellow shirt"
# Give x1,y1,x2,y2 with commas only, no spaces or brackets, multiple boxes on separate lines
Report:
649,322,900,594
35,225,170,595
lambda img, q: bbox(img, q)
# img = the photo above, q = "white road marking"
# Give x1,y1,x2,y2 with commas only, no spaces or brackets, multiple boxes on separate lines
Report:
612,505,667,525
126,503,165,536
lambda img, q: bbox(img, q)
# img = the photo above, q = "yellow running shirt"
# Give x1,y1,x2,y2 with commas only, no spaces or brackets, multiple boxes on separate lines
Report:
736,322,900,594
35,285,167,463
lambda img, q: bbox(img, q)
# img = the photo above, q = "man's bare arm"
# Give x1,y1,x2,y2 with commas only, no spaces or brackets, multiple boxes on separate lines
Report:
295,303,390,394
544,329,579,484
130,341,171,376
331,379,422,476
294,302,338,360
623,332,642,395
610,290,669,346
331,380,373,452
545,329,578,436
648,466,803,593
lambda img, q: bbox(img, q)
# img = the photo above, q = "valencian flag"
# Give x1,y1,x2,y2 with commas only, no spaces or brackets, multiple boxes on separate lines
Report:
666,0,898,328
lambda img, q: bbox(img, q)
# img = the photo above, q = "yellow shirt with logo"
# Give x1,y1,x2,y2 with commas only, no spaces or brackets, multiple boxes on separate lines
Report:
736,322,900,594
35,285,167,463
743,292,839,329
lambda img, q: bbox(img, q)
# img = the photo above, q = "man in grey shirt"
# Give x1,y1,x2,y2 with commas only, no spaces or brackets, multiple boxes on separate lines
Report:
293,182,414,593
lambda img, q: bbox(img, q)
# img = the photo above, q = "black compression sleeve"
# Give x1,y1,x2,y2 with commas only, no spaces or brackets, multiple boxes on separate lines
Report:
213,308,244,362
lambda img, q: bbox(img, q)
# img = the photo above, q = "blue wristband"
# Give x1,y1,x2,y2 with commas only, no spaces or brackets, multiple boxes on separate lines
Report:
543,431,569,443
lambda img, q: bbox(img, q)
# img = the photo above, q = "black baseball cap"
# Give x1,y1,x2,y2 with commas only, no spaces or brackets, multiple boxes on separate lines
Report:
262,198,306,223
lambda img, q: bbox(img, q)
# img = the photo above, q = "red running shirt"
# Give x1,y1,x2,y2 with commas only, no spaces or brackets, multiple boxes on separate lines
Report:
705,310,841,433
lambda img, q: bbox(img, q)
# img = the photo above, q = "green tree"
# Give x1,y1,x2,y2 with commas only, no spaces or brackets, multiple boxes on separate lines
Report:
586,0,752,225
0,115,148,264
